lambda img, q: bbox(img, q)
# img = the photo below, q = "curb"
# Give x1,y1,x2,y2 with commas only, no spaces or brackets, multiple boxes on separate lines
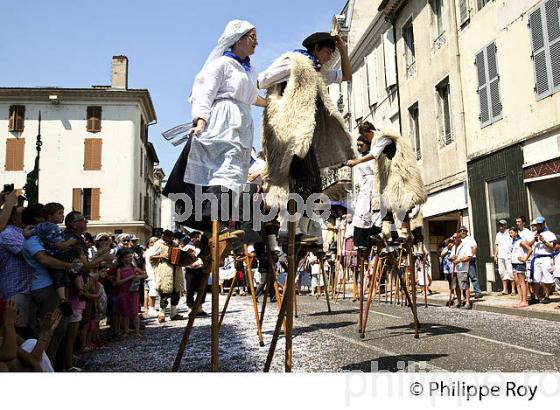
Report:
426,296,560,322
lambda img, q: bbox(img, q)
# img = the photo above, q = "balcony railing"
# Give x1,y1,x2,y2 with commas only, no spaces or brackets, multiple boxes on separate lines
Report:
321,166,353,191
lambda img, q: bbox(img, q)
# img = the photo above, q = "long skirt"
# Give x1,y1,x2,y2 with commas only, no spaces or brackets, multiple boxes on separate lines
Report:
163,99,253,231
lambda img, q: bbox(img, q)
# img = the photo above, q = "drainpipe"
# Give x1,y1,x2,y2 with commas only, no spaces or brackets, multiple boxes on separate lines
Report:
391,19,403,135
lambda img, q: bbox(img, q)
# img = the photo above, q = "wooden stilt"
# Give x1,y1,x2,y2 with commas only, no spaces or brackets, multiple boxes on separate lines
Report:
219,274,237,328
211,220,220,371
263,270,290,372
244,244,265,347
259,251,275,329
172,268,211,371
285,199,296,372
421,246,428,308
390,264,394,305
320,259,332,313
406,243,420,339
358,253,365,334
360,252,381,338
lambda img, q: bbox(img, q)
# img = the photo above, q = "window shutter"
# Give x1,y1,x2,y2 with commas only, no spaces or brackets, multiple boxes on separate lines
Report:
72,188,82,212
5,138,24,171
8,106,15,131
486,42,503,120
15,106,25,132
383,27,397,88
545,0,560,92
87,106,102,132
530,5,552,99
366,52,379,106
8,106,25,132
84,139,102,170
459,0,469,26
144,195,149,222
90,188,100,221
475,50,491,127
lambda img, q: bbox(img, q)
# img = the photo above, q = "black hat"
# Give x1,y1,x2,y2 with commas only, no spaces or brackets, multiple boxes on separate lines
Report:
302,32,334,48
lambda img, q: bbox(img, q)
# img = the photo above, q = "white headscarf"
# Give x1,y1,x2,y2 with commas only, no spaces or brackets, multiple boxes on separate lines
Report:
199,19,255,75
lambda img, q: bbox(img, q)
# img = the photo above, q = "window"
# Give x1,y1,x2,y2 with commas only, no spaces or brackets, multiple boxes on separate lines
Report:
486,177,509,249
529,177,560,234
8,105,25,132
475,42,502,128
84,139,102,170
86,106,102,132
144,195,149,222
433,0,445,37
436,78,453,146
408,104,421,160
140,148,143,176
477,0,491,10
366,52,379,106
4,138,25,171
459,0,470,26
140,116,147,143
529,0,560,100
72,188,100,220
403,21,416,76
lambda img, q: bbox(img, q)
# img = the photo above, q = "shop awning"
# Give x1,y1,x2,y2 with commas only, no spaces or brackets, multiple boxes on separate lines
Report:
423,183,467,218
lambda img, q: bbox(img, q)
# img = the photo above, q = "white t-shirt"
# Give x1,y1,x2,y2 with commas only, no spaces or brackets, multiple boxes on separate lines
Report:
511,237,527,264
461,235,477,256
258,56,342,89
495,231,512,258
451,242,473,272
534,230,557,256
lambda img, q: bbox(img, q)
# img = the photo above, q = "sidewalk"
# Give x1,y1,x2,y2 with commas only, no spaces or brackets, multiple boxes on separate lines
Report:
424,280,560,322
334,280,560,322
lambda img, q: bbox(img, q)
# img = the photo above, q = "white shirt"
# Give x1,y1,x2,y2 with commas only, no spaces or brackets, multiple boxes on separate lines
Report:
191,56,258,122
353,159,376,229
370,136,393,160
511,237,527,264
258,56,343,89
144,246,158,281
451,242,473,273
462,235,477,256
495,230,513,258
518,228,532,242
247,158,265,185
534,230,556,256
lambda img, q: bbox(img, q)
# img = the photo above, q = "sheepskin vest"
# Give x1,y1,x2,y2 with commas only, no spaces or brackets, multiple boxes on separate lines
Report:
261,52,355,209
154,239,185,294
374,128,427,212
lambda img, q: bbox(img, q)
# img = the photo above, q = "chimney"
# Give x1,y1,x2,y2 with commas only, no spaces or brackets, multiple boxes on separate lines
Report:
111,55,128,89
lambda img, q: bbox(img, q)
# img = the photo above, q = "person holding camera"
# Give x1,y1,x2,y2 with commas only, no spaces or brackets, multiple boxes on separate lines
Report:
0,184,19,233
525,216,557,304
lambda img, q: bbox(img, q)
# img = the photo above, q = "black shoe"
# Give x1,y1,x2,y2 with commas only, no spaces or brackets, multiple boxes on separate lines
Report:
474,294,483,299
541,297,551,304
59,300,74,317
196,309,208,317
528,297,538,305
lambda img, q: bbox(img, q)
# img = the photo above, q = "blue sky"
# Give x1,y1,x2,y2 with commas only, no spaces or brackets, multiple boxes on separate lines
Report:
0,0,346,175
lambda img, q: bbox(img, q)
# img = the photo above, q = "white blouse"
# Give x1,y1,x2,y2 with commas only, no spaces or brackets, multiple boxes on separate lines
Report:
191,56,258,122
258,56,343,89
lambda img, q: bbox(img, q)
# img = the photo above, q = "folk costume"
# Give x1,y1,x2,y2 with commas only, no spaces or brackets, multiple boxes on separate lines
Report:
163,20,258,232
258,36,355,214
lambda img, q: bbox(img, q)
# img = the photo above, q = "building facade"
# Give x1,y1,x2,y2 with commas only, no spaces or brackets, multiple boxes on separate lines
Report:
0,56,162,241
457,0,560,289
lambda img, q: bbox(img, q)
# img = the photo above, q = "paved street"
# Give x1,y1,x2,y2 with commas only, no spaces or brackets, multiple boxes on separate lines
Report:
81,291,560,372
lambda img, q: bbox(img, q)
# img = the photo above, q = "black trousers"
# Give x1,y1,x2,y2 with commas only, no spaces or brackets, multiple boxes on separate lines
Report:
185,268,207,308
159,291,180,310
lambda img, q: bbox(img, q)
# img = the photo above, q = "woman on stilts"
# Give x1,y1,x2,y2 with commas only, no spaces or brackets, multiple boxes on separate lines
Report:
163,19,265,268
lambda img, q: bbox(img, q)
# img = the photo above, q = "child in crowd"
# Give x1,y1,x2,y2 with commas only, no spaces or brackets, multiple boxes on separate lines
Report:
510,227,529,308
114,248,147,338
32,202,83,316
80,272,102,351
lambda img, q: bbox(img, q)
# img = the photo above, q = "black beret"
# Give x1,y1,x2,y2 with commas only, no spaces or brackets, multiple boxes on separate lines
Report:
302,32,334,48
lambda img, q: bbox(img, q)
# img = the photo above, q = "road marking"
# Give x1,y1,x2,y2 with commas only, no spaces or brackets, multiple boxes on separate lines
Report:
368,310,402,319
313,327,445,371
460,333,554,357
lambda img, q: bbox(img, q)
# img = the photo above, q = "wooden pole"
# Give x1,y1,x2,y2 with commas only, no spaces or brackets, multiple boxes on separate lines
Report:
172,268,211,371
360,253,381,338
244,244,265,347
422,246,428,308
211,220,220,371
320,259,332,313
219,274,237,328
358,253,365,334
406,242,420,339
285,198,296,372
